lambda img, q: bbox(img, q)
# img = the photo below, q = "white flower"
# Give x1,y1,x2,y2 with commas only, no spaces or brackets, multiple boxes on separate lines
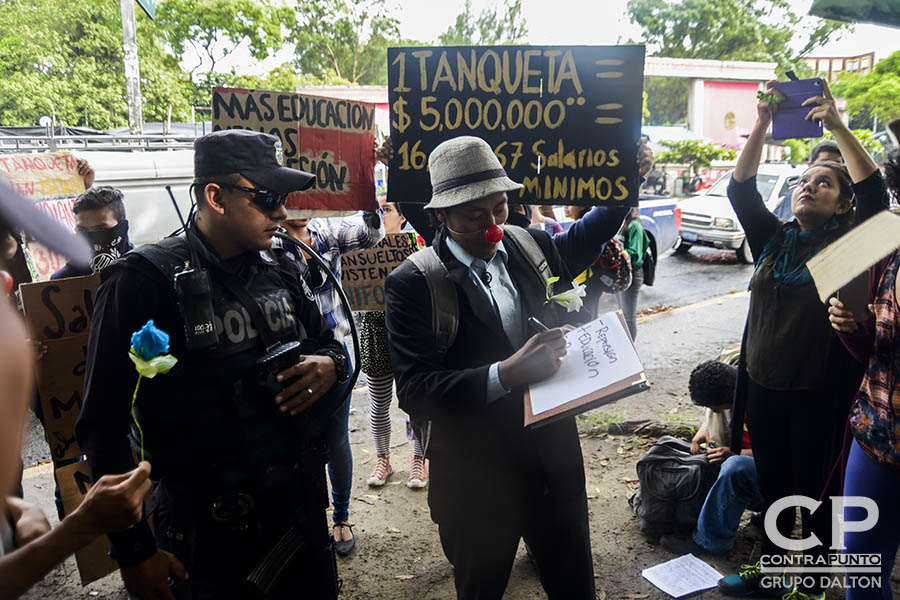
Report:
548,281,587,313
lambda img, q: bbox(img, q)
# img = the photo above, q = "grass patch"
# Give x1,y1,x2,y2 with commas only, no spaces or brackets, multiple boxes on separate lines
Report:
579,408,628,429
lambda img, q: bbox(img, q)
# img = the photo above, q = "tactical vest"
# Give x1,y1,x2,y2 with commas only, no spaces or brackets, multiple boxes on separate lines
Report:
115,235,318,495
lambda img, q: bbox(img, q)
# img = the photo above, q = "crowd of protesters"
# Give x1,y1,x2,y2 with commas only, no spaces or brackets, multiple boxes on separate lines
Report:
0,81,898,600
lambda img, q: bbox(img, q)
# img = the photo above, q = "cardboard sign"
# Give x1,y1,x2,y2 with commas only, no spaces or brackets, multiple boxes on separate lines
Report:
387,45,645,207
807,210,900,305
211,87,379,214
56,461,119,585
0,152,85,282
341,232,419,310
19,274,99,341
20,275,98,460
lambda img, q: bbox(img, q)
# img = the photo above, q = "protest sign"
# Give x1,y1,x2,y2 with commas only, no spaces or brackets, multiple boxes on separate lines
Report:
807,210,900,306
0,152,84,281
387,45,645,207
20,274,98,460
56,461,119,585
525,311,648,427
341,232,419,310
19,273,99,341
211,87,379,215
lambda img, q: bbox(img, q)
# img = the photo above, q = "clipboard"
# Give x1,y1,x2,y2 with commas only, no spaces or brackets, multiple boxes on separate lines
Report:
524,311,650,428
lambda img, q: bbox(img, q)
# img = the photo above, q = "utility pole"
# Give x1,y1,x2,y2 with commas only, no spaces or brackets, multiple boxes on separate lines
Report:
120,0,144,135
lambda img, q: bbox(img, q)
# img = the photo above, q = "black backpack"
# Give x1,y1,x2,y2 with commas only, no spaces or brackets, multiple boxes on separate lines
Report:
628,436,719,542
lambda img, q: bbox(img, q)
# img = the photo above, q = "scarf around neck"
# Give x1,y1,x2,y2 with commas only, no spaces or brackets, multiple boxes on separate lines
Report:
754,217,840,286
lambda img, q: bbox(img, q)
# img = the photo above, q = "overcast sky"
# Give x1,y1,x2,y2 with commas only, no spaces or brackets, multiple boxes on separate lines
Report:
216,0,900,77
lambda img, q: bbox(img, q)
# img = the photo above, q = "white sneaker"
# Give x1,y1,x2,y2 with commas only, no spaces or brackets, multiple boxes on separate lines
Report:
406,455,428,489
367,454,393,487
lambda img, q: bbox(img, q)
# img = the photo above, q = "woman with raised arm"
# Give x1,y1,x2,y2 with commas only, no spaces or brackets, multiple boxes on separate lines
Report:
717,81,888,600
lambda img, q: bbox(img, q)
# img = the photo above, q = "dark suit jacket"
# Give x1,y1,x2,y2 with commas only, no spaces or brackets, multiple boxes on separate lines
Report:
385,225,589,524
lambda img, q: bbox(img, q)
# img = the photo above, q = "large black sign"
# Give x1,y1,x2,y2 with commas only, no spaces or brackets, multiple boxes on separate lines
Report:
387,45,645,206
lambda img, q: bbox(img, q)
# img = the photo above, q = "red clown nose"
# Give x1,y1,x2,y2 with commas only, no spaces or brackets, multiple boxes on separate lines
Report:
1,271,13,294
484,225,504,244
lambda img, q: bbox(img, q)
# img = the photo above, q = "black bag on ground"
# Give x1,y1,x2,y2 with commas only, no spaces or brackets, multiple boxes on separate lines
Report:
628,436,719,541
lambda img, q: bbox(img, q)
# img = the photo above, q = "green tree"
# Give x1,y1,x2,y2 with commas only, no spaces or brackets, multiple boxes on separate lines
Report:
782,130,885,164
438,0,528,45
0,0,192,129
831,50,900,128
628,0,848,125
155,0,289,105
229,63,352,91
654,139,737,176
289,0,401,85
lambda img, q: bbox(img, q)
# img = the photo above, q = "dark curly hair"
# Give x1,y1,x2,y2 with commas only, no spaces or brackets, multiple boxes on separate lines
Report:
688,360,737,408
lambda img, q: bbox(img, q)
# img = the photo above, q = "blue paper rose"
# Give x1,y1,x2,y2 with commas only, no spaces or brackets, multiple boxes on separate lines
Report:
130,320,170,361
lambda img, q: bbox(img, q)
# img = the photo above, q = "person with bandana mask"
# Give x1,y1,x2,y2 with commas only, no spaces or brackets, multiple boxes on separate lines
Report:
51,186,133,279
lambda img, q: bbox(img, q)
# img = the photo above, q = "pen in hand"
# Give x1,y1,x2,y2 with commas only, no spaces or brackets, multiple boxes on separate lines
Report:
528,316,550,333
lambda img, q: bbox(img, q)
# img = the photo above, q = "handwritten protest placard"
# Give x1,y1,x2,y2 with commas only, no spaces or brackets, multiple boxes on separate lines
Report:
0,152,84,281
20,274,98,460
387,45,645,207
341,232,419,310
56,461,119,585
525,311,648,427
211,87,379,215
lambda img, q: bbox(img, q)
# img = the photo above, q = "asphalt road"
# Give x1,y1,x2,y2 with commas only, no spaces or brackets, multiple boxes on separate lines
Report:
599,245,755,314
21,246,756,468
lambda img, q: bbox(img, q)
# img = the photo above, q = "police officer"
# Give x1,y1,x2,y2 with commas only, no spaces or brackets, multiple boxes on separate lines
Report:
76,130,350,600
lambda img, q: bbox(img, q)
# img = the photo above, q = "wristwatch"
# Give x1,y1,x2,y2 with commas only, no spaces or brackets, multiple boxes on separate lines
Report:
322,350,350,383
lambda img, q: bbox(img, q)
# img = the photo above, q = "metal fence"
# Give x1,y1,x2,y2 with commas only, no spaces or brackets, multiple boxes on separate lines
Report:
0,133,197,153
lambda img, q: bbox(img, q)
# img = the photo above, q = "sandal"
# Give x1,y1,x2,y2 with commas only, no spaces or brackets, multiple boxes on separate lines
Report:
332,522,356,556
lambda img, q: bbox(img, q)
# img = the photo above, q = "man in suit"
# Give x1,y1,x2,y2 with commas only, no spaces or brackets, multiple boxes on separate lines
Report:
385,136,596,600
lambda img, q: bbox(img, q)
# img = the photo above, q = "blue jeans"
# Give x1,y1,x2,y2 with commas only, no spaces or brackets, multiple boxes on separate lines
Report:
325,350,354,524
693,454,763,554
843,438,900,600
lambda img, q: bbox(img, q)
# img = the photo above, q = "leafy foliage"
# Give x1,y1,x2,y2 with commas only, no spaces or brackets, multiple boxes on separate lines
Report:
653,139,737,175
628,0,849,126
0,0,192,128
156,0,289,105
831,51,900,127
781,130,885,165
438,0,528,46
289,0,402,85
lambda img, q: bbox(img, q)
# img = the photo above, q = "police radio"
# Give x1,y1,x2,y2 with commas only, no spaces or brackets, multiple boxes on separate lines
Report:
168,186,218,351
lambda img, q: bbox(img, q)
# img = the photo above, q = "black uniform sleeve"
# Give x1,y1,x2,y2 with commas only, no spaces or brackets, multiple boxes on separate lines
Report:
75,265,168,567
728,176,780,259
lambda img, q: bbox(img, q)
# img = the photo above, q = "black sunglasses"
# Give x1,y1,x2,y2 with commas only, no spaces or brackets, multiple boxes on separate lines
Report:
220,183,289,211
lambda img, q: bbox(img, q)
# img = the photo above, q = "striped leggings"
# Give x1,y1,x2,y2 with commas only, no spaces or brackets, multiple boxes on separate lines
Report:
368,373,424,456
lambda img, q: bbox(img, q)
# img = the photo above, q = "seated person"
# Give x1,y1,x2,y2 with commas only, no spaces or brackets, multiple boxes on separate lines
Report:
661,360,760,555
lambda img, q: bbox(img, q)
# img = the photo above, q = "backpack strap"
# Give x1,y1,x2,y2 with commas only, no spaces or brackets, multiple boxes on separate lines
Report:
407,247,459,357
502,225,553,285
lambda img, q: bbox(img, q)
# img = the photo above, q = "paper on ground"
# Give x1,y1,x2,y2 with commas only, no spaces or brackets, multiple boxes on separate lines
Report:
528,311,644,415
807,211,900,304
642,554,724,598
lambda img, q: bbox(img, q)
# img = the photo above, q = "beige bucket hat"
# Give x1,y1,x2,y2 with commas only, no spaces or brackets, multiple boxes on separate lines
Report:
424,136,524,210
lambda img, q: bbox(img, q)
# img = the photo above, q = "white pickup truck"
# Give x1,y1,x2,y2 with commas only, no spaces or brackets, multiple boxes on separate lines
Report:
675,163,802,263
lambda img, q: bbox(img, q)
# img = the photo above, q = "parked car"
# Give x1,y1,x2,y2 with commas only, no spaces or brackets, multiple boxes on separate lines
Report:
676,163,801,263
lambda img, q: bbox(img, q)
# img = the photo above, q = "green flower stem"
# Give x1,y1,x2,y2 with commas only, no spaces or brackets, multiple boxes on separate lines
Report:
130,374,144,462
